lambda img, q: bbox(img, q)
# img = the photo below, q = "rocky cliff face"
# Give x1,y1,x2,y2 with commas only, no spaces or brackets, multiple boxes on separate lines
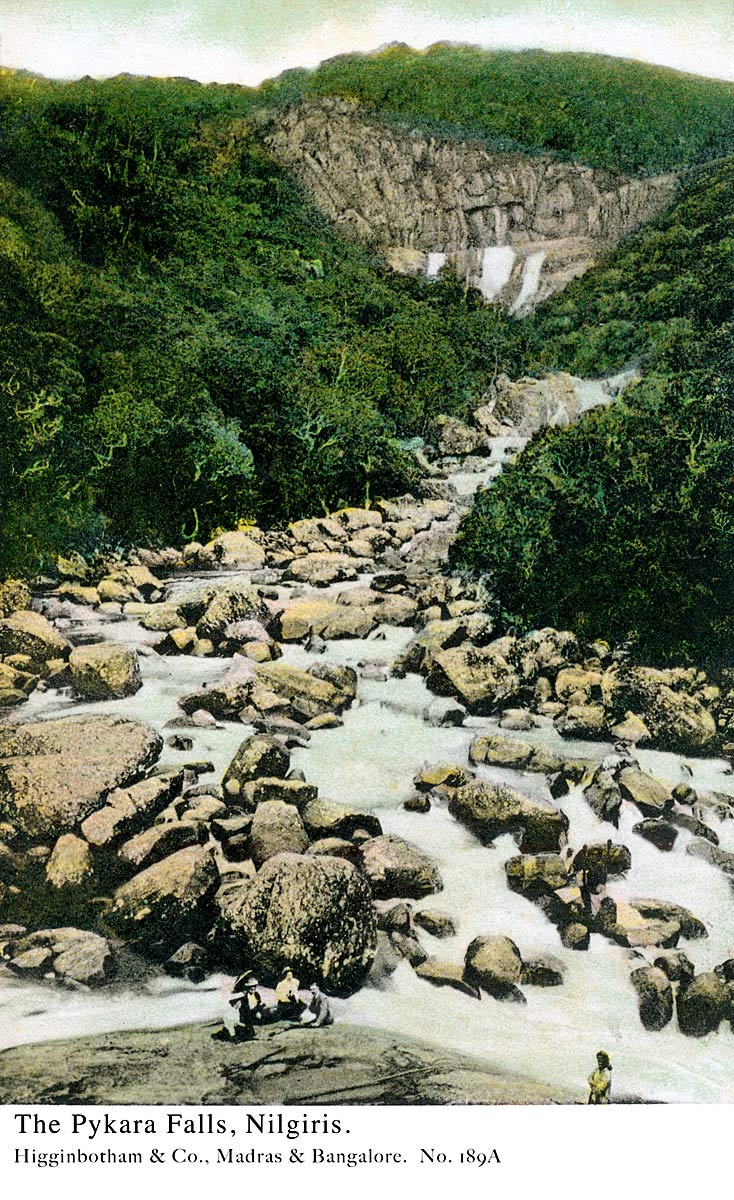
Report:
264,99,678,313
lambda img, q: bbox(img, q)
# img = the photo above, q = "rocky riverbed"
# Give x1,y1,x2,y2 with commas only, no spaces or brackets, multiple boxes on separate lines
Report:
1,372,734,1104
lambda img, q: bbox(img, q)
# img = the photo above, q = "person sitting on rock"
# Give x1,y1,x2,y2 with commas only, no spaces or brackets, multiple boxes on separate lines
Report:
301,982,333,1028
588,1051,612,1104
275,966,304,1020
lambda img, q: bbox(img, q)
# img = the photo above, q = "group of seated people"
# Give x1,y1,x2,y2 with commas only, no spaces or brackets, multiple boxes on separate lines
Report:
213,965,333,1042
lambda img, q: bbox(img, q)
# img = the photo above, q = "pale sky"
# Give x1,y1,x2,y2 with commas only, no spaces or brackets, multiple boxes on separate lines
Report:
1,1,733,86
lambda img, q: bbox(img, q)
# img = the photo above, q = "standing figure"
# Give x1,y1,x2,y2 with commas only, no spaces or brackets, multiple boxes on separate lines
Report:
588,1051,613,1104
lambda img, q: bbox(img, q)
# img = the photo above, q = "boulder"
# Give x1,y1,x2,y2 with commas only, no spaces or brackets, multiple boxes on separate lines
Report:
554,704,607,739
0,716,162,840
394,614,494,677
687,839,734,877
164,942,209,984
414,763,472,791
618,768,672,817
183,661,357,724
499,708,536,732
196,585,270,642
222,734,290,793
45,834,96,891
610,712,651,744
68,643,142,701
81,772,183,847
108,845,219,954
216,852,376,993
301,798,381,842
677,972,729,1037
668,811,718,843
140,605,187,633
572,842,631,877
389,931,428,967
505,853,570,894
249,801,309,867
633,819,678,852
287,553,358,587
0,610,70,668
464,935,523,998
279,599,375,642
203,531,266,570
423,697,467,727
630,965,674,1030
426,642,520,713
560,922,590,951
653,950,695,984
582,768,622,825
4,928,114,988
359,834,443,899
414,909,456,939
555,667,603,704
615,668,717,754
469,735,533,771
597,897,705,948
435,414,490,457
521,955,566,987
449,781,568,852
307,837,361,867
118,822,206,872
240,778,317,811
414,958,480,999
53,933,114,988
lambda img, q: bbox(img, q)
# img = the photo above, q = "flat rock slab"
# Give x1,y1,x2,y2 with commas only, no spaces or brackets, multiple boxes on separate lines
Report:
0,1022,577,1105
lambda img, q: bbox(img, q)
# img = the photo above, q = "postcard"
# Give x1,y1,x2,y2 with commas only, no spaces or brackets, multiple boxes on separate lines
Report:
1,2,733,1193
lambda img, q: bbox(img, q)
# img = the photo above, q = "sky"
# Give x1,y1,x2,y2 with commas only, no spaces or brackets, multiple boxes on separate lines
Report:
1,1,734,86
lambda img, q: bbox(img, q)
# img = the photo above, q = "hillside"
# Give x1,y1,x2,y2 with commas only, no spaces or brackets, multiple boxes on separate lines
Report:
0,48,733,664
268,44,734,176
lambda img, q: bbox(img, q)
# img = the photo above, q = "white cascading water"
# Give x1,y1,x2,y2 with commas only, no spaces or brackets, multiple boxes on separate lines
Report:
426,252,447,279
3,405,734,1102
511,251,546,315
478,246,516,302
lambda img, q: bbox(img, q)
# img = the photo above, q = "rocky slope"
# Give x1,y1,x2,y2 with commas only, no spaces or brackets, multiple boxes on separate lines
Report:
264,99,678,313
1,371,734,1102
0,1020,576,1105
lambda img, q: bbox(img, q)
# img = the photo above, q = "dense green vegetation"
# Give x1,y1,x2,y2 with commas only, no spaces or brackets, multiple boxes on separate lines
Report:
0,67,519,574
2,46,734,665
283,44,734,176
453,159,734,663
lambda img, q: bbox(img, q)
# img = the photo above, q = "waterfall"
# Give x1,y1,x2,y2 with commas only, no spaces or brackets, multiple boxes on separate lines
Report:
510,251,546,314
478,246,515,301
426,251,447,279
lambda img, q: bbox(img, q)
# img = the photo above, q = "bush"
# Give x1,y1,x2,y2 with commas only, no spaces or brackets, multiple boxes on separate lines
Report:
452,371,734,664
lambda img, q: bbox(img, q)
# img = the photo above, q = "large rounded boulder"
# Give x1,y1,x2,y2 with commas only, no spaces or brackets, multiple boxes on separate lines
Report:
69,643,142,701
677,972,730,1037
464,935,524,999
108,845,219,956
359,834,443,899
217,852,376,994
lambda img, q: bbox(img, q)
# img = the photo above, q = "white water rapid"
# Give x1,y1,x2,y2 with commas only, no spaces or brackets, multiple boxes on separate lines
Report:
2,413,733,1103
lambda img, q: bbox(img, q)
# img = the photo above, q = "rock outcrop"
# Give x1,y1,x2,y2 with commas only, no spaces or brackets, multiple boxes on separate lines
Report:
265,99,678,313
0,715,162,840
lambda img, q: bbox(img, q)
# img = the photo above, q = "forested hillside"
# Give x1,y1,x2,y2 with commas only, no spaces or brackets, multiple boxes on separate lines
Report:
453,158,734,662
0,68,518,574
1,48,734,664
